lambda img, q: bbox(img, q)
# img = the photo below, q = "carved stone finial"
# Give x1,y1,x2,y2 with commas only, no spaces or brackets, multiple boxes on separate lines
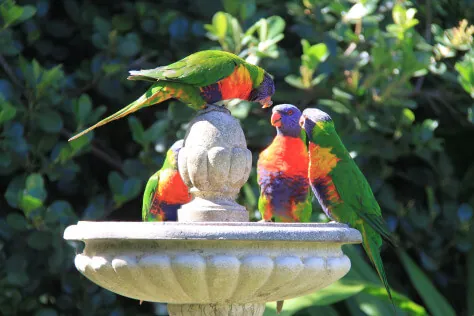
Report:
177,105,252,222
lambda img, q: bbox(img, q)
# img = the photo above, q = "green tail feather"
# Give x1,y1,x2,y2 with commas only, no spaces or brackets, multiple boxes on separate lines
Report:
69,82,170,141
69,82,205,141
359,223,396,312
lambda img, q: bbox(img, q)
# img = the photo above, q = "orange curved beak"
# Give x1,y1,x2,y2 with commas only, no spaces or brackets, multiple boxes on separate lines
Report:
260,96,273,108
271,112,282,127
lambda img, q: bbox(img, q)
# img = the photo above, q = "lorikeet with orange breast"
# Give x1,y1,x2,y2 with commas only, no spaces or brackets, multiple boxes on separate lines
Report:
299,108,397,308
142,140,191,222
257,104,312,222
69,50,275,141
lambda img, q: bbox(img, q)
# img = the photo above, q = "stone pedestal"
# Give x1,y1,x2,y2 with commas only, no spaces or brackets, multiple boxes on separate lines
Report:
177,106,252,222
63,106,362,316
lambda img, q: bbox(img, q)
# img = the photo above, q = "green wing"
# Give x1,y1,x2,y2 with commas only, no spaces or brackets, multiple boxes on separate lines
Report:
333,160,395,244
142,170,160,222
128,50,244,87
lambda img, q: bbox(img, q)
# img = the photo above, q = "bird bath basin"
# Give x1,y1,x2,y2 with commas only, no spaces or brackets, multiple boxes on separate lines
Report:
64,106,362,315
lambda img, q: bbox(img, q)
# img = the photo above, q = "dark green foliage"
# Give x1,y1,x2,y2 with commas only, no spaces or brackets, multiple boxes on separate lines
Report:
0,0,473,315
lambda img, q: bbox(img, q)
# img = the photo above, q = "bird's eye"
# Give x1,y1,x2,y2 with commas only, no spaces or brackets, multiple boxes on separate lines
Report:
288,110,293,115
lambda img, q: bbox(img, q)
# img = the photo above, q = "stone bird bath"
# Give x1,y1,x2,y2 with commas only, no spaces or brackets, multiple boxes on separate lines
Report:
64,106,362,316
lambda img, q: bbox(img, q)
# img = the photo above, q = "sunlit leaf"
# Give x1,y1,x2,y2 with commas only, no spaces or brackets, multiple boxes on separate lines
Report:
399,250,456,316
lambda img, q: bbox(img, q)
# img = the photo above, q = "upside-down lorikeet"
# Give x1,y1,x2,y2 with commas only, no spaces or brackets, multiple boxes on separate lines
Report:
257,104,312,223
299,108,397,307
142,140,191,222
69,50,275,141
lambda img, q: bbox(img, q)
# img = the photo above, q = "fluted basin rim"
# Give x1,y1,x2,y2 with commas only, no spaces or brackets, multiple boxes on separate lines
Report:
63,221,362,244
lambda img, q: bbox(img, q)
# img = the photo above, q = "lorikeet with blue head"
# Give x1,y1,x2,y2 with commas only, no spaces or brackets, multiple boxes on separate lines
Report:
257,104,312,223
142,140,191,222
69,50,275,141
299,108,397,308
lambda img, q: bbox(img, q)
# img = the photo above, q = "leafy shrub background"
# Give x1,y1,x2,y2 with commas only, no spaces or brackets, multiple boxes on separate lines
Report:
1,0,473,315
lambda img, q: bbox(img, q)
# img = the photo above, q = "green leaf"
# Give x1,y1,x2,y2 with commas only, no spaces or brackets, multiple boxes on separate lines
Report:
307,43,329,64
221,0,240,17
343,2,377,22
108,171,141,205
36,65,63,96
69,133,91,154
401,108,415,125
144,120,168,143
6,213,28,231
362,284,427,315
242,183,256,207
306,281,366,305
117,33,141,57
228,100,252,119
108,171,124,196
5,175,26,208
342,245,380,284
27,231,51,250
319,99,351,114
239,0,256,21
355,291,394,316
212,12,228,38
128,116,147,147
73,94,92,126
0,98,16,123
45,200,77,225
398,250,456,316
285,75,306,89
311,74,327,87
392,4,406,25
0,1,23,28
266,16,285,39
121,177,141,200
20,173,47,214
37,110,64,133
17,5,36,22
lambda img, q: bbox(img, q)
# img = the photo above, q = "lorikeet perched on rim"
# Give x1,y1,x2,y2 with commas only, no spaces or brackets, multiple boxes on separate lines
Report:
257,104,312,223
299,108,397,308
142,140,191,222
69,50,275,141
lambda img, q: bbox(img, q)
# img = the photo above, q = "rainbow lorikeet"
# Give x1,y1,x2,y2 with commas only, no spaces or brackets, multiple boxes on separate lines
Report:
299,108,396,306
69,50,275,141
257,104,312,222
142,140,191,221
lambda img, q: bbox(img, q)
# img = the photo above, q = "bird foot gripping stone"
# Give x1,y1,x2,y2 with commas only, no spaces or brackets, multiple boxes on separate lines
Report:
177,105,252,222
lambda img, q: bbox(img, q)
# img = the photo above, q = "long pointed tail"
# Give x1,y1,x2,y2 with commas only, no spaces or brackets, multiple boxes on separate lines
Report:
359,223,396,311
69,82,174,141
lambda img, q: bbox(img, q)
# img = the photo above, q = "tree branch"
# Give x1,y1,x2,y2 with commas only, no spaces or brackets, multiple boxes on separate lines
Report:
61,129,125,173
0,53,23,87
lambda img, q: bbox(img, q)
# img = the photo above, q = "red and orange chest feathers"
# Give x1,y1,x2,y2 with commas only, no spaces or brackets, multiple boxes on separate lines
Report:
218,65,253,100
258,136,309,178
157,169,191,205
308,143,340,179
308,143,342,211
